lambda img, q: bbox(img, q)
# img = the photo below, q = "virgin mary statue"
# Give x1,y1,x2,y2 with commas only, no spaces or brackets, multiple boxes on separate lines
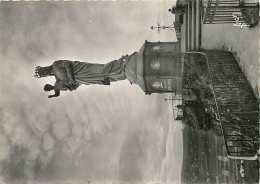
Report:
34,54,136,97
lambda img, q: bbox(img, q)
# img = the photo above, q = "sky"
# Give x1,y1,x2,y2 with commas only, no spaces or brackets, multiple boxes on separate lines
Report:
0,1,183,183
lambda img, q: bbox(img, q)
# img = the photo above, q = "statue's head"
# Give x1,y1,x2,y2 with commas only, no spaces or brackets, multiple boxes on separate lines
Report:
34,66,53,78
44,84,54,91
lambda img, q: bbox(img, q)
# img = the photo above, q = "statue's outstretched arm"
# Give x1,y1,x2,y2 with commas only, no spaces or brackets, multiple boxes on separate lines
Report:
48,90,60,98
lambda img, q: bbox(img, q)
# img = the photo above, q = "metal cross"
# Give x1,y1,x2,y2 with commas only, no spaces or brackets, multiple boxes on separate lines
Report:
150,22,175,33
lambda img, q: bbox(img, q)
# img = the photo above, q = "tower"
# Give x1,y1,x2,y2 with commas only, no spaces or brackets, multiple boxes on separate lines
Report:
125,41,184,95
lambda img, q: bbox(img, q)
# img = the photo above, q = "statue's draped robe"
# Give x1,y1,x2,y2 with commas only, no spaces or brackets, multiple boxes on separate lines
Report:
52,59,128,85
54,81,80,91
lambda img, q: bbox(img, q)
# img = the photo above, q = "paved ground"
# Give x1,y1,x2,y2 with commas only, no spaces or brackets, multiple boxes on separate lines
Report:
182,126,259,183
201,23,259,97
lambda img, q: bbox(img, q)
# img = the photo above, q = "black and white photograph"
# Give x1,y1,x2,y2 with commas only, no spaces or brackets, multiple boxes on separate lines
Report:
0,0,259,183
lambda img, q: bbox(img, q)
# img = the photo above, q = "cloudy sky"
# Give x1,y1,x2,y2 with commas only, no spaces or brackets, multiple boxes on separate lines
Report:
0,1,183,183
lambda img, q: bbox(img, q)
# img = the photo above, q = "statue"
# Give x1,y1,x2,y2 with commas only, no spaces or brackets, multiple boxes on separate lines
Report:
35,55,131,98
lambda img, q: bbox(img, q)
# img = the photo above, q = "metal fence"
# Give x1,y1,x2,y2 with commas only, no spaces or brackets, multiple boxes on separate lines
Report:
204,51,259,160
203,0,259,26
181,51,259,160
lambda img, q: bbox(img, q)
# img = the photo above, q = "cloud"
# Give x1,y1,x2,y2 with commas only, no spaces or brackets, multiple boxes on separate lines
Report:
0,134,10,161
42,133,55,152
119,130,145,182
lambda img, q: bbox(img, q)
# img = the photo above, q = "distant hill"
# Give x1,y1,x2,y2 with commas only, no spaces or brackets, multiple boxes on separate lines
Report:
181,126,200,183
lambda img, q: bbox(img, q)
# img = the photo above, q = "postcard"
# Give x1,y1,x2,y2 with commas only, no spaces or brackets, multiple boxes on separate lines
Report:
0,0,259,183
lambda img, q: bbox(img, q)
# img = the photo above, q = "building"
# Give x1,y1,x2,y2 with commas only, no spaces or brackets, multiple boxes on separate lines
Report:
125,41,183,95
176,0,189,6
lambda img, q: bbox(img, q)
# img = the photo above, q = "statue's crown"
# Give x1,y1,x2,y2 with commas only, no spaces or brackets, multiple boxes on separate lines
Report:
34,65,53,78
34,66,41,78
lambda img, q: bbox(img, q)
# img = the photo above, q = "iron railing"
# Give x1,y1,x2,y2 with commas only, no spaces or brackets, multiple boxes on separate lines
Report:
204,51,259,160
203,0,259,26
180,51,259,160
